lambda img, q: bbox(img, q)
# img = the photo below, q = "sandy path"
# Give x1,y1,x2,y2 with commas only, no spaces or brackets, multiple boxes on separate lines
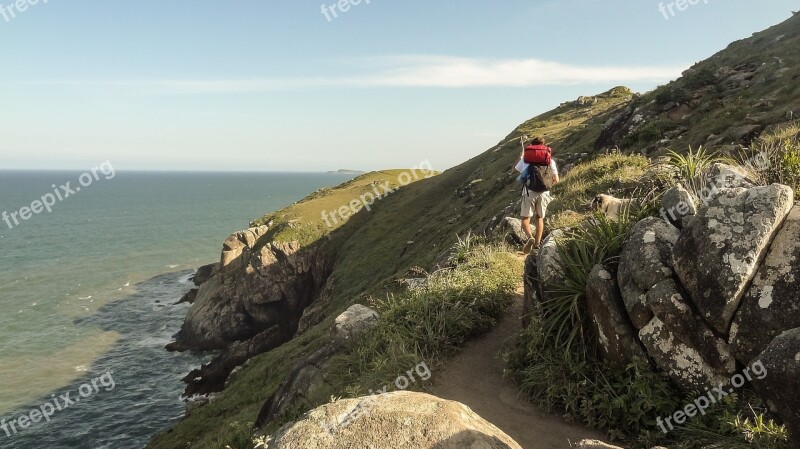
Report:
430,283,609,449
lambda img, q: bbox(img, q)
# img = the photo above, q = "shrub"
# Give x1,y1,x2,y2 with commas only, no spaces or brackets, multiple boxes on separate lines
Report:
666,146,729,200
656,87,691,106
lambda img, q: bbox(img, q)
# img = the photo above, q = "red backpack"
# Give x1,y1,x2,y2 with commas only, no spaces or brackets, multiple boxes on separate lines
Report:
524,145,552,166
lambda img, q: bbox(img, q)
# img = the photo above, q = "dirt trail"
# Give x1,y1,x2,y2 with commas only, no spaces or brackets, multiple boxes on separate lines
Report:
430,280,608,449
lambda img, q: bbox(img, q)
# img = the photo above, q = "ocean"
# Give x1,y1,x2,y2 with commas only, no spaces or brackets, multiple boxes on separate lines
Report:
0,170,355,449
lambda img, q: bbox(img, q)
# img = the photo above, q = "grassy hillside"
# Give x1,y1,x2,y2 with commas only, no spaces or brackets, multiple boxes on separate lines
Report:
147,12,800,449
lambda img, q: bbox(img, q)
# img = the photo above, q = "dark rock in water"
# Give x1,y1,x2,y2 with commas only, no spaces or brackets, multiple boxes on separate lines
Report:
731,205,800,364
176,288,198,305
751,328,800,444
585,264,647,366
673,185,793,336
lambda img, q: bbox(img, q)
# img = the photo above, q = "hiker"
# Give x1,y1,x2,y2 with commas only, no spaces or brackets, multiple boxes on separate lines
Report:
514,136,559,254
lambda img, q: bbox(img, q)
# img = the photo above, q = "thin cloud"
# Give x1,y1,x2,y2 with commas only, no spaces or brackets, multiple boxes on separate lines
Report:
35,55,686,93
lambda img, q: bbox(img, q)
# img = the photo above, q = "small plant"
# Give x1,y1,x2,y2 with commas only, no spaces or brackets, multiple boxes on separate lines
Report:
666,146,729,201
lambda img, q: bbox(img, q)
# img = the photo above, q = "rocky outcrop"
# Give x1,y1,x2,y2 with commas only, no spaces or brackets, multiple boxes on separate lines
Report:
618,217,680,329
731,204,800,364
585,265,647,366
332,304,379,346
264,391,522,449
751,328,800,442
672,184,794,335
168,225,336,394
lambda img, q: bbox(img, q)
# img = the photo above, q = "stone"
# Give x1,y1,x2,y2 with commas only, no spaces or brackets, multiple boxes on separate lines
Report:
647,279,736,375
731,205,800,364
639,316,731,392
751,328,800,444
704,163,757,191
332,304,379,346
574,441,624,449
265,392,522,449
498,217,528,246
586,265,648,366
661,184,697,228
618,218,680,329
673,184,794,335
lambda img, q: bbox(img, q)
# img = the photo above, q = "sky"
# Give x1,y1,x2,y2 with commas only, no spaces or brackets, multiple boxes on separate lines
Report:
0,0,796,172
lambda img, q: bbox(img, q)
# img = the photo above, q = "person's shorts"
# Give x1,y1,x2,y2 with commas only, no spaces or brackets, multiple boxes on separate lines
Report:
521,190,552,219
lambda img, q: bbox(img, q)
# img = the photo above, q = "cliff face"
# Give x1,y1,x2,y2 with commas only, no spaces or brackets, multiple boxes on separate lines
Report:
170,227,333,352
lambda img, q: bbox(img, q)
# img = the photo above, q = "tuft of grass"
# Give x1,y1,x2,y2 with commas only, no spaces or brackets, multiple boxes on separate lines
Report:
739,123,800,191
538,209,637,358
666,146,729,200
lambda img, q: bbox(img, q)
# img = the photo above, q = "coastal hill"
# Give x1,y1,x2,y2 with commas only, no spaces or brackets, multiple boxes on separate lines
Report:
149,13,800,449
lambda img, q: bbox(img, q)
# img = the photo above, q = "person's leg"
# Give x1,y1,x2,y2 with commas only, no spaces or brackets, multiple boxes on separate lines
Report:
521,217,532,239
535,217,545,246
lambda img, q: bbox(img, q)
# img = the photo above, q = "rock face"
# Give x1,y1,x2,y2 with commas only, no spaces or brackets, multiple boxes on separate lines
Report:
265,391,522,449
585,265,647,366
168,225,336,395
731,205,800,364
617,217,680,329
661,184,697,228
751,328,800,442
672,184,794,335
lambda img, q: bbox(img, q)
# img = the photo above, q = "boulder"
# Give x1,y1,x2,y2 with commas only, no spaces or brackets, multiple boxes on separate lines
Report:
498,217,528,246
538,230,566,288
265,392,522,449
704,163,757,191
639,316,731,392
673,184,794,335
618,217,680,329
751,328,800,443
731,205,800,364
333,304,379,346
647,279,736,376
661,184,697,228
585,265,647,366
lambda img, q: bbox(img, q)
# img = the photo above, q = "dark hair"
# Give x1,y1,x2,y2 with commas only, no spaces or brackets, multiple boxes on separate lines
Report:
531,136,545,146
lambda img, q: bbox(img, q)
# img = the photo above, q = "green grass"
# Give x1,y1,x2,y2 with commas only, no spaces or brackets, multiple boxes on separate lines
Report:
326,242,521,398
